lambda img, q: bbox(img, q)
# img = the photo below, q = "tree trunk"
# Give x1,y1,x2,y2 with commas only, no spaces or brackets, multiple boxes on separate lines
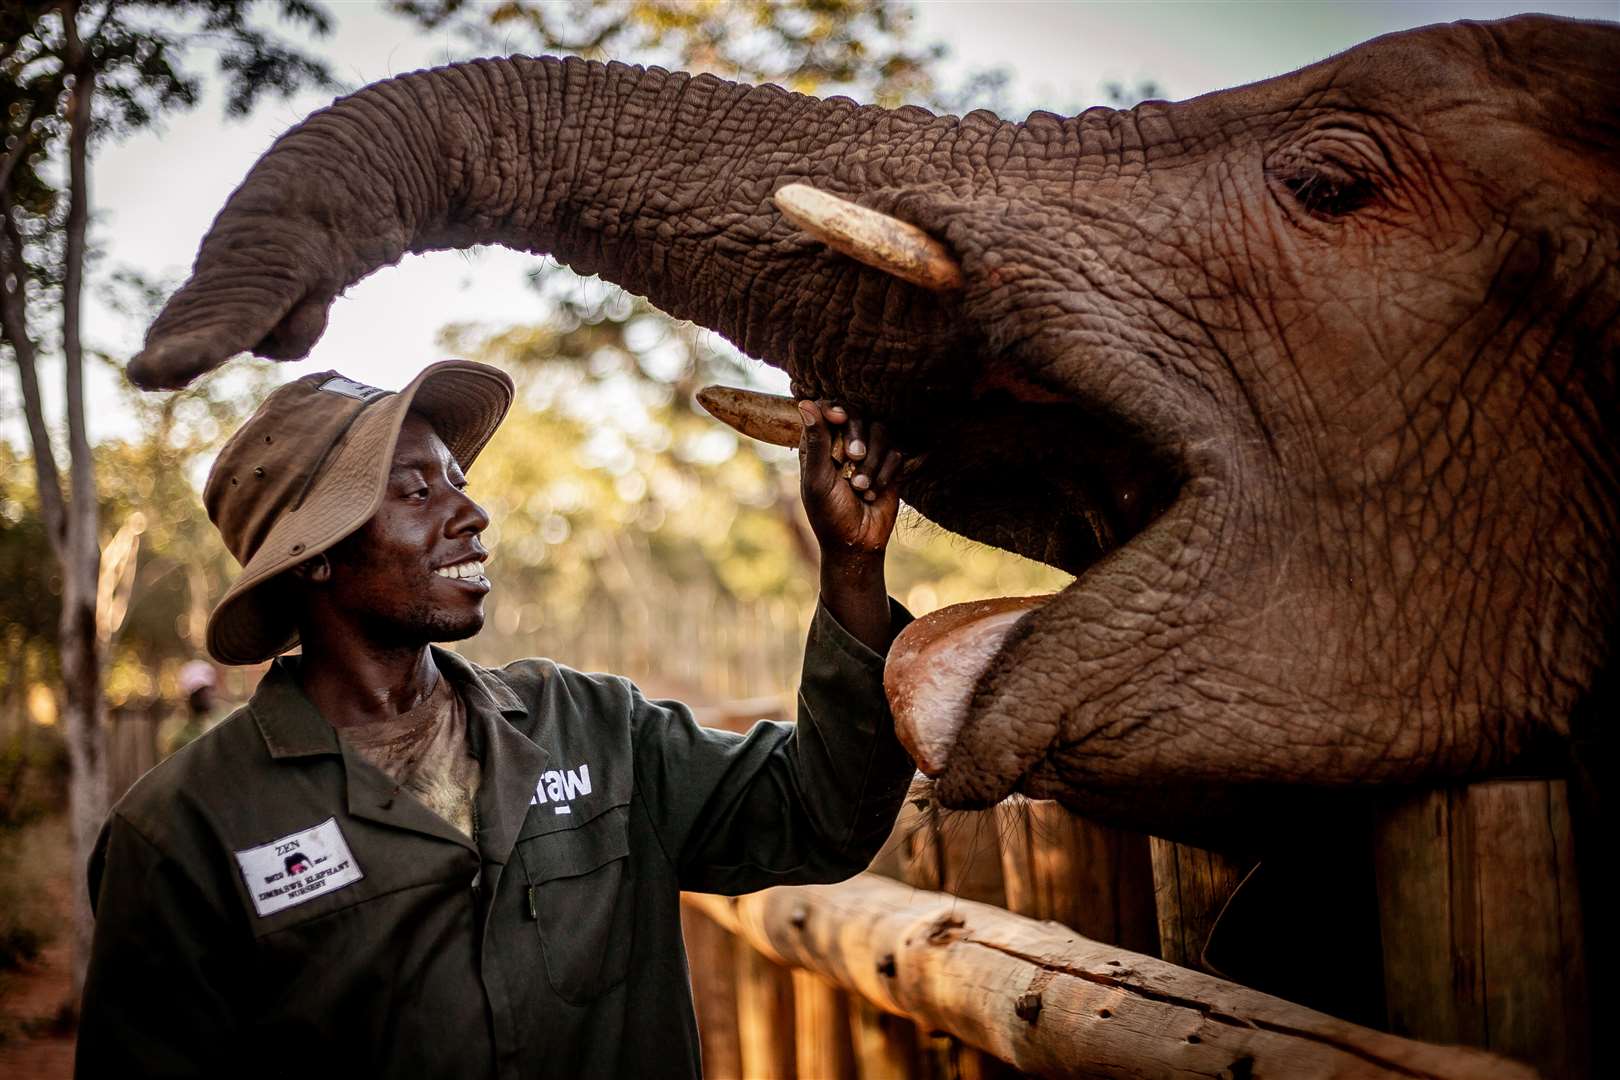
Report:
58,0,108,1006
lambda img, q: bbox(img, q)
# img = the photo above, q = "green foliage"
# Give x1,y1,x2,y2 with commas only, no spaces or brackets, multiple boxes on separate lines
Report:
1,2,337,340
388,0,943,107
0,811,68,975
0,727,67,832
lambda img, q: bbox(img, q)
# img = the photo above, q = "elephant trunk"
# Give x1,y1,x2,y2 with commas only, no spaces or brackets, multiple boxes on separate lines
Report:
130,56,987,390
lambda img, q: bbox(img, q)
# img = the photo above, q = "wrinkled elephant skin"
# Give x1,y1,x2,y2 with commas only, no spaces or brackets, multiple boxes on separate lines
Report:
130,16,1620,846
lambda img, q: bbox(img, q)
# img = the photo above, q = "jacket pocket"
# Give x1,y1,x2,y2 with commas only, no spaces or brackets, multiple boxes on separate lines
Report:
515,805,634,1003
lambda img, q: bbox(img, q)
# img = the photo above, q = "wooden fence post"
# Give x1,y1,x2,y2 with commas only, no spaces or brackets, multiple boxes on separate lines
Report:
1374,778,1591,1079
735,940,797,1079
904,805,1012,1077
792,969,857,1080
105,701,162,802
906,806,1005,906
681,903,742,1080
997,798,1158,956
849,996,917,1078
1148,838,1254,969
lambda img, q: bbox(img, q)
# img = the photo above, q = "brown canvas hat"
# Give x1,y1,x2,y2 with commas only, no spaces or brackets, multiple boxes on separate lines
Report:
203,360,513,665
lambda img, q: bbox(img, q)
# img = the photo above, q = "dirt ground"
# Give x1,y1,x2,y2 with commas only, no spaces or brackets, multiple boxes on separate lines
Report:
0,816,76,1080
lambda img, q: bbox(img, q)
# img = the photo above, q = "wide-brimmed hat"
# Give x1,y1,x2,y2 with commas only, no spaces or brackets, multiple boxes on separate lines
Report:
203,360,513,665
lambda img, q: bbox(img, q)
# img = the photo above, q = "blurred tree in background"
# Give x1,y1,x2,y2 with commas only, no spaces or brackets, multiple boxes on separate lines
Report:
0,0,334,998
388,0,944,105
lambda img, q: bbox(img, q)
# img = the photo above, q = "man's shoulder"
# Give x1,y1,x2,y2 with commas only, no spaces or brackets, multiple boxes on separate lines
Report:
109,705,269,842
477,654,642,710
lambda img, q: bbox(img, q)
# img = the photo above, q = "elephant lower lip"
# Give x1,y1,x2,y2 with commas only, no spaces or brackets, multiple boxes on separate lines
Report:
884,594,1051,774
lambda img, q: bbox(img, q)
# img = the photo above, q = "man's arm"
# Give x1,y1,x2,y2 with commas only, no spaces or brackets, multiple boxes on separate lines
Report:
628,400,915,893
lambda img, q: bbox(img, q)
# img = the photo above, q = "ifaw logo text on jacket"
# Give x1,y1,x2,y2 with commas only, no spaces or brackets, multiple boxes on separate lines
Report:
530,763,592,815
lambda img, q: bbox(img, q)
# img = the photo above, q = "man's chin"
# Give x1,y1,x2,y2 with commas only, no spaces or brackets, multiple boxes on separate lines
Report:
430,612,485,643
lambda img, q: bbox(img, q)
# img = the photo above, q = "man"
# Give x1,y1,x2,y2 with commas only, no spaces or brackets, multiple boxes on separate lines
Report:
77,361,914,1078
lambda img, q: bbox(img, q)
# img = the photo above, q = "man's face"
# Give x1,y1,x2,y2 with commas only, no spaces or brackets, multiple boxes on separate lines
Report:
321,414,492,646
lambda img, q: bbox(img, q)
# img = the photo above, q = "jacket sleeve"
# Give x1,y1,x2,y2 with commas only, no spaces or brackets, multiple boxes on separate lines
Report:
75,813,243,1080
631,599,916,894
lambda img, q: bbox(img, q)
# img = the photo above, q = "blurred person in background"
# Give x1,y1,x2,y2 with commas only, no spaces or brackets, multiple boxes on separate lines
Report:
162,660,223,755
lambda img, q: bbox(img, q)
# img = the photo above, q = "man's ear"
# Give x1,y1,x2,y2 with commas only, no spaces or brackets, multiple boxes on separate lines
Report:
289,553,332,585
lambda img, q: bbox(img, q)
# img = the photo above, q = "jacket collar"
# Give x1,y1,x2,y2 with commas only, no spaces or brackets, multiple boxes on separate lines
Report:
249,646,546,863
251,645,527,760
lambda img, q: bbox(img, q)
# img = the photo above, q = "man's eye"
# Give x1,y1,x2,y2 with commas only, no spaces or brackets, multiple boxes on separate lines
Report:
408,486,430,499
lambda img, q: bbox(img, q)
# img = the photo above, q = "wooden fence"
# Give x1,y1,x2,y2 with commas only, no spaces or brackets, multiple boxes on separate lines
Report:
682,701,1593,1079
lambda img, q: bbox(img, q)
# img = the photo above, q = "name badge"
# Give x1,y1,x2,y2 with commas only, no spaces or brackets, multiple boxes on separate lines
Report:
234,817,364,918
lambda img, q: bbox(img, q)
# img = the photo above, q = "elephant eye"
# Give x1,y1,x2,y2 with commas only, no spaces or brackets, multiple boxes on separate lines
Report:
1272,156,1379,220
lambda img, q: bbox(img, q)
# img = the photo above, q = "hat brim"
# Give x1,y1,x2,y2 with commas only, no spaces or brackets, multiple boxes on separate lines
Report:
206,360,513,665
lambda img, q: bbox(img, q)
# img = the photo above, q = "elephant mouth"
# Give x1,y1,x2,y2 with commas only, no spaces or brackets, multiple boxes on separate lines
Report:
884,386,1190,795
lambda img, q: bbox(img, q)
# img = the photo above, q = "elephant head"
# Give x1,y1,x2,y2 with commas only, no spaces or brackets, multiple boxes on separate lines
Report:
131,15,1620,846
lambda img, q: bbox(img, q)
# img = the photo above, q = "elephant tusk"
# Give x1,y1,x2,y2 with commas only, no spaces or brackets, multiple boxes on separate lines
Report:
696,386,803,448
773,183,965,293
699,385,932,480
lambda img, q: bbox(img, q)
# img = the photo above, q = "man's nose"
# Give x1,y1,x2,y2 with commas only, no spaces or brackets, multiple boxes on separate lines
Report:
448,488,491,536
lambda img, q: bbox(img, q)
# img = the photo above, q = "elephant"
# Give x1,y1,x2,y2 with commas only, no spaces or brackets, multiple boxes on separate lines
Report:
130,14,1619,852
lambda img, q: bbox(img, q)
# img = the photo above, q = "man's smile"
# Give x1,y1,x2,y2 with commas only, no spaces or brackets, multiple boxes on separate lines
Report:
434,557,490,591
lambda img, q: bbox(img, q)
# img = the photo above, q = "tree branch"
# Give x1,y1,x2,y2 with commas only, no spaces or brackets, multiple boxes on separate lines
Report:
0,202,69,557
0,98,44,196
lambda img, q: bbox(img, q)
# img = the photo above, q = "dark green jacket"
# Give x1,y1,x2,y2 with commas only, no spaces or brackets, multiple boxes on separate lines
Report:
76,602,913,1079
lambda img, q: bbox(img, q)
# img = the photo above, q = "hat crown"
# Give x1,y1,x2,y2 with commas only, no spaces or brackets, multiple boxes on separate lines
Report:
204,372,390,567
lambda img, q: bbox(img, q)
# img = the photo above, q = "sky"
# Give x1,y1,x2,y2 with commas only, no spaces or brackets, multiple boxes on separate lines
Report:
7,0,1616,447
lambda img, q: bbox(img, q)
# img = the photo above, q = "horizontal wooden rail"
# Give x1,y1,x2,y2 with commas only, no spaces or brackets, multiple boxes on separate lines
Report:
683,873,1536,1080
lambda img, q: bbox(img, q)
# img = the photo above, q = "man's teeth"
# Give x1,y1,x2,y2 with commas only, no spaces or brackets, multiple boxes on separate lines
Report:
434,561,486,580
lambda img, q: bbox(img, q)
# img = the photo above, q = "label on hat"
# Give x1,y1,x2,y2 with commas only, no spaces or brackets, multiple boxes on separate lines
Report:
234,818,364,918
317,375,388,402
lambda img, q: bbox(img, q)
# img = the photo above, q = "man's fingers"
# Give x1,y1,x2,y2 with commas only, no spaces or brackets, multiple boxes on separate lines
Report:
851,421,888,491
798,400,837,490
844,413,867,460
874,448,904,489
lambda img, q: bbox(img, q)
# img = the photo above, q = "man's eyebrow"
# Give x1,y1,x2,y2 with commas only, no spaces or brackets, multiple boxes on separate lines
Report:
390,456,465,478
